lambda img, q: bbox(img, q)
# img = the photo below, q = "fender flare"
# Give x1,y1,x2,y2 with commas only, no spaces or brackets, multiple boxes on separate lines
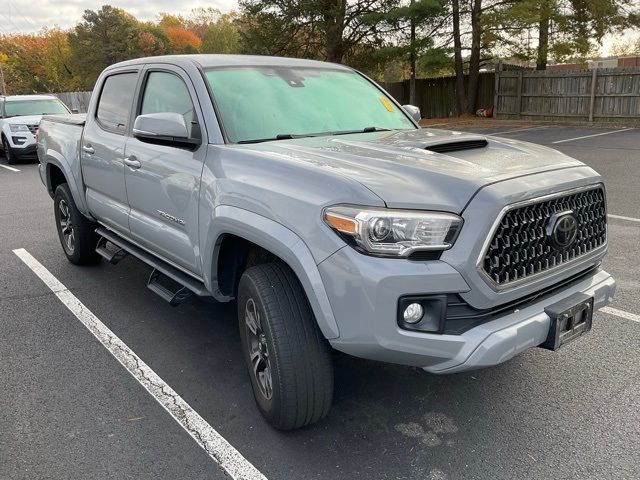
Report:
43,149,91,216
202,205,340,339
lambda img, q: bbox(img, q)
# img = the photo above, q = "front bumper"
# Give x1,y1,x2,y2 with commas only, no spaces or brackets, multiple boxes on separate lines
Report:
319,246,616,373
5,132,37,158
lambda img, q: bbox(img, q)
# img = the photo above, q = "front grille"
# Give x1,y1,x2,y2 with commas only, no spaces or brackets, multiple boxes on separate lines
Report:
27,124,38,135
482,185,607,286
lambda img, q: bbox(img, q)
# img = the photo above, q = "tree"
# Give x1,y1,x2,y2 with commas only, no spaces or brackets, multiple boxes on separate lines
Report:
238,0,401,64
363,1,449,104
201,13,241,54
452,0,466,114
68,5,144,88
493,0,640,69
165,27,201,53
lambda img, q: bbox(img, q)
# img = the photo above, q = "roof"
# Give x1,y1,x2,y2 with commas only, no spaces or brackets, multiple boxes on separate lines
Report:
107,54,350,71
2,94,59,101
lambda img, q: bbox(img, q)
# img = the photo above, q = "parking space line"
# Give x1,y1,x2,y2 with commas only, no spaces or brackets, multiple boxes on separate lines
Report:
490,126,551,135
551,128,634,144
600,306,640,324
12,248,268,480
0,164,20,172
609,214,640,224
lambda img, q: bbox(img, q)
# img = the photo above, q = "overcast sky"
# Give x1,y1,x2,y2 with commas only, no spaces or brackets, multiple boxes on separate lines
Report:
0,1,238,33
0,0,635,56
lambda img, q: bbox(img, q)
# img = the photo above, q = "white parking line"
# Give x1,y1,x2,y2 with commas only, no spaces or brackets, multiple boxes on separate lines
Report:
491,126,551,135
12,248,268,480
600,306,640,324
609,214,640,224
551,128,634,144
0,164,20,172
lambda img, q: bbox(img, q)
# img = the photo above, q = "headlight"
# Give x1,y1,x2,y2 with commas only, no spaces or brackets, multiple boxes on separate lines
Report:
323,205,462,257
9,124,30,132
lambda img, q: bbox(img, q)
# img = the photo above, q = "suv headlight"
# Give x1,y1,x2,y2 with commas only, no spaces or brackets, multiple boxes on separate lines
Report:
323,205,462,257
9,124,30,132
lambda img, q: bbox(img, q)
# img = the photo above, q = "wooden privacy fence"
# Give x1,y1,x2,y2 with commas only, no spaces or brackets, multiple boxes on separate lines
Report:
54,91,92,113
382,72,495,118
494,68,640,122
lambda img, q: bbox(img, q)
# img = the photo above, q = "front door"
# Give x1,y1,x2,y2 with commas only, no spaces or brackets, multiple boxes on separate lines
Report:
82,70,140,234
123,65,206,276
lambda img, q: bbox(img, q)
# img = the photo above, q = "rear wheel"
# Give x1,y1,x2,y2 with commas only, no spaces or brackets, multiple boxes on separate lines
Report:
54,183,101,265
237,262,334,430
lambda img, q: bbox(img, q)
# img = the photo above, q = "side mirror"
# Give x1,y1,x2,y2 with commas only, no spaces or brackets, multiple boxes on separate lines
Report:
402,104,421,122
133,112,199,147
71,108,79,114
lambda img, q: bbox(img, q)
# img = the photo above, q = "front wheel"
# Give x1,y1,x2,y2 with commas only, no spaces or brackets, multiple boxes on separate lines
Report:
2,138,15,165
54,184,101,265
238,262,334,430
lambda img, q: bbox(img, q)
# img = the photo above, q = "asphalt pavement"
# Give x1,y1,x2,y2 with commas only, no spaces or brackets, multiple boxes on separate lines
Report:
1,124,639,480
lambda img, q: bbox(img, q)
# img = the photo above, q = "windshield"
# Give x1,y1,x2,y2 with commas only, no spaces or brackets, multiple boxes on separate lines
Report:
204,66,415,143
4,98,69,117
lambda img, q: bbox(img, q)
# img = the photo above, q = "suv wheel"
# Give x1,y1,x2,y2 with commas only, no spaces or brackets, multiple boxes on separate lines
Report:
237,262,334,430
53,183,101,265
2,138,15,165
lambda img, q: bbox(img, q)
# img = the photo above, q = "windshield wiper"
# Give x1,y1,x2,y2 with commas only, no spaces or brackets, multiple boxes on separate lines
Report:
329,126,392,136
236,127,392,144
237,133,317,144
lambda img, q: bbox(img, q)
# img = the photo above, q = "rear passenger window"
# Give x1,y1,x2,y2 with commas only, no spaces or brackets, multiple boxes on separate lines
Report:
96,73,138,132
140,72,195,133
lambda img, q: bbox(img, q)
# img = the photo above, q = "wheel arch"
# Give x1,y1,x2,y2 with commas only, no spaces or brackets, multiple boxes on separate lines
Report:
41,150,91,216
203,205,340,339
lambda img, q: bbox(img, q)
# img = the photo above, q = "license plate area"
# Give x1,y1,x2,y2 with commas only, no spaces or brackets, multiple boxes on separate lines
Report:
540,293,594,351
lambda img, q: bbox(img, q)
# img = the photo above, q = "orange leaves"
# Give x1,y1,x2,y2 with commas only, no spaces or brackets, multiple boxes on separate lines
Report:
165,27,202,54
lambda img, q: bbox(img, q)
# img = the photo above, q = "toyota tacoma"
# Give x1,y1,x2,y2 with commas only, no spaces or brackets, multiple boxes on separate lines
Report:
36,55,616,430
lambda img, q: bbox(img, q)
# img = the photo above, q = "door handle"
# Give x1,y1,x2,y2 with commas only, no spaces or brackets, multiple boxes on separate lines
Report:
124,156,141,170
82,144,95,155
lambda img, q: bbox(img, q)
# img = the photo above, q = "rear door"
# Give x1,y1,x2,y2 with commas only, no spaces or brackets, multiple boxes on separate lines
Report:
82,70,140,234
123,64,206,275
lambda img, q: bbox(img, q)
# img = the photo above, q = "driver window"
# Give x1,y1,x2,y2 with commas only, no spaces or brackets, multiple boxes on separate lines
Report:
140,71,196,135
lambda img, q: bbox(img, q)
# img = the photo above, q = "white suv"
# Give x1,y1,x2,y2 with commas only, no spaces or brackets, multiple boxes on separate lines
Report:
0,94,71,164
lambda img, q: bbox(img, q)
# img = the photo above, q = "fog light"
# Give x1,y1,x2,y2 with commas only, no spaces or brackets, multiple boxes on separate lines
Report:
403,303,424,324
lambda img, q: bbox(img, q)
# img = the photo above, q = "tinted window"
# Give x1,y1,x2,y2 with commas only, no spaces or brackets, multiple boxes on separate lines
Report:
96,73,138,132
141,72,195,133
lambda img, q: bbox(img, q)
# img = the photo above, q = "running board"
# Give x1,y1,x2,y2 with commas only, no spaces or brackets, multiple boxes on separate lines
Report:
95,236,128,264
95,227,211,304
147,269,193,306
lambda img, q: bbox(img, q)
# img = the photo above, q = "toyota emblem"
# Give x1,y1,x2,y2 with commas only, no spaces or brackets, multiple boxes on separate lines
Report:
547,211,578,249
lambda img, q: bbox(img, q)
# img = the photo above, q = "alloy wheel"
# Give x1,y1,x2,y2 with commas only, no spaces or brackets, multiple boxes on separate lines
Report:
58,199,75,253
244,298,273,400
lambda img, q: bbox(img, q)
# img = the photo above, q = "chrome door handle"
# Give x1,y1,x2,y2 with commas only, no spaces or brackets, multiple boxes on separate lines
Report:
82,144,95,155
124,156,141,169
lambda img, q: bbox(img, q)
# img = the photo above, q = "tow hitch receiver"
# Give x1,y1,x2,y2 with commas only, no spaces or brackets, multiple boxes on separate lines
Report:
541,292,594,350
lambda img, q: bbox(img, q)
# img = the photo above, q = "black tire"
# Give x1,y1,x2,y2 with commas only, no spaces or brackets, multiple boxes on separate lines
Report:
237,262,334,430
2,137,15,165
53,183,101,265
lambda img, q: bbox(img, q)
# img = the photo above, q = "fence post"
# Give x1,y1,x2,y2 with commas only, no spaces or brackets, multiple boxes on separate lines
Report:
493,61,502,118
589,68,598,122
516,71,523,118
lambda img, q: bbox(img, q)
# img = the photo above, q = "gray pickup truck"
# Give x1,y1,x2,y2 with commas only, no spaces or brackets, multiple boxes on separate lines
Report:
38,54,615,430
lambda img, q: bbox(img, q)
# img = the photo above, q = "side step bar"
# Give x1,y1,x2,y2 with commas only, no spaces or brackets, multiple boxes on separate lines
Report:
95,227,211,305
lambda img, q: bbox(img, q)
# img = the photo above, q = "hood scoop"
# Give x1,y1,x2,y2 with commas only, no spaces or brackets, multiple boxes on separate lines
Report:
424,137,488,154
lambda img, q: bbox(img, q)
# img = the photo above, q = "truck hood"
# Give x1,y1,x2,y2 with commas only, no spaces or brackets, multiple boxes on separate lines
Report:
2,114,43,125
240,128,584,212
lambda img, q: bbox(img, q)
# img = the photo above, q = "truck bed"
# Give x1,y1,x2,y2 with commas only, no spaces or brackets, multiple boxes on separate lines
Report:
42,113,86,126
